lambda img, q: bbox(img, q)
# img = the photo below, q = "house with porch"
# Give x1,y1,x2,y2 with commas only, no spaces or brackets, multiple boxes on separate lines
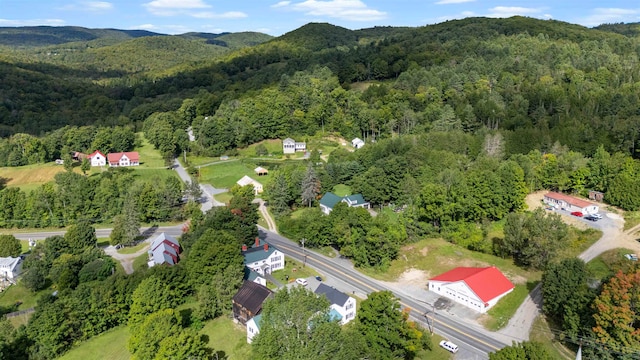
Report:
543,192,599,214
428,266,514,313
242,238,284,276
283,138,306,154
233,280,273,326
107,152,140,167
147,233,181,267
88,150,106,167
319,192,370,215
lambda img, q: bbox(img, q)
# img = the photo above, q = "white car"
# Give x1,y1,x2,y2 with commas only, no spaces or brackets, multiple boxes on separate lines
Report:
592,213,603,219
439,340,459,353
295,278,308,286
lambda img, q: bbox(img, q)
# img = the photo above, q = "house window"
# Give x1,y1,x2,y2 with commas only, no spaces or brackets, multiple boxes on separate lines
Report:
271,256,281,262
346,303,353,310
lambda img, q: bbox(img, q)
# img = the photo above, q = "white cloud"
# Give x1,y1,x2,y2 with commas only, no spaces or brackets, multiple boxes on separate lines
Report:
272,1,291,8
486,6,543,18
435,0,475,4
58,1,113,12
0,18,66,26
277,0,387,21
133,23,158,30
580,8,640,26
191,11,247,19
144,0,211,15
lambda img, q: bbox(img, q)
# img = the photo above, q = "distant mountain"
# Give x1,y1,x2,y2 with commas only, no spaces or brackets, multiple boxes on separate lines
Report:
595,22,640,37
0,26,163,47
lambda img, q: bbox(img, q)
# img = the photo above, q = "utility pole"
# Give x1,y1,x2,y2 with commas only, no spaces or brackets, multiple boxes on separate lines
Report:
301,238,307,268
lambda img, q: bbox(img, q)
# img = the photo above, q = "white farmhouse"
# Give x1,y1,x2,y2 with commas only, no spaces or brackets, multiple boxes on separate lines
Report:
428,266,514,313
87,150,106,167
242,238,284,275
543,192,599,214
0,257,22,282
237,175,263,195
314,283,357,325
282,138,306,154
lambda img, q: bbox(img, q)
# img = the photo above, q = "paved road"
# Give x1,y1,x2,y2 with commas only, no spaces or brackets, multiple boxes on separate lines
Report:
172,159,226,211
258,226,508,359
11,225,184,241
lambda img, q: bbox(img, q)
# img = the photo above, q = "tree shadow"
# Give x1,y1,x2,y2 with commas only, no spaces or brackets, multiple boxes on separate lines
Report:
140,225,159,240
0,177,10,190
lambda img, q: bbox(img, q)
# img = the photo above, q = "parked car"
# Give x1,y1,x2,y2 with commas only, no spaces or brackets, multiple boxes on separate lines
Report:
295,278,308,286
315,276,322,281
624,254,638,261
439,340,459,353
592,213,603,219
584,215,599,221
570,211,584,217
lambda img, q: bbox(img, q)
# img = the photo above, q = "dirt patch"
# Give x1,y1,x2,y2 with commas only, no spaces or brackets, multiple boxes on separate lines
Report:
525,191,547,211
420,247,429,257
397,268,430,286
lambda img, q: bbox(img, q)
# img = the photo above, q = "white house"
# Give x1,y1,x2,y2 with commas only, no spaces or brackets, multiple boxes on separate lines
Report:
107,152,140,167
283,138,306,154
352,138,365,149
237,175,263,195
242,238,284,275
0,257,22,282
319,192,370,215
314,283,357,325
428,266,514,313
88,150,106,167
244,267,267,287
543,192,599,214
246,313,262,343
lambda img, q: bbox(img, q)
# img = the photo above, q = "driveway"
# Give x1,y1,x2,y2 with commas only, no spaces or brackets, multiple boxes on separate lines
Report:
172,159,226,211
499,193,640,342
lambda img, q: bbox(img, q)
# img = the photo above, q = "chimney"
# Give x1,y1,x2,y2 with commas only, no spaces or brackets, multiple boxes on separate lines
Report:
255,237,260,247
264,243,269,251
242,244,247,252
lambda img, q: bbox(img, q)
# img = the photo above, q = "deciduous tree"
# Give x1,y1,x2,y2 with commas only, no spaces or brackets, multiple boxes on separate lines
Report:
0,235,21,257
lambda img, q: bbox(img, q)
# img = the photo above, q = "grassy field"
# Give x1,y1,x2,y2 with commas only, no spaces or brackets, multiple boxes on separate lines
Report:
237,139,283,157
0,163,69,192
132,253,149,272
200,316,252,359
483,282,538,330
117,241,149,255
214,192,233,204
136,134,166,168
587,248,637,280
529,316,575,359
0,283,51,310
333,184,351,197
623,211,640,231
60,327,130,360
199,161,273,189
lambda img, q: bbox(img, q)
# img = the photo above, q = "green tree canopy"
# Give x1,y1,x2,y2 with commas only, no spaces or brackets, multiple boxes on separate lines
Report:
0,235,21,257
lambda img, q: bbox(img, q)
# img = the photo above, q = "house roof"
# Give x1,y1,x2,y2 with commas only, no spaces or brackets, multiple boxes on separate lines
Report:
151,246,177,265
237,175,261,188
107,151,140,163
249,313,263,330
244,267,264,282
283,138,295,144
430,267,514,303
328,308,343,322
352,138,364,144
0,257,21,271
314,283,350,306
243,244,277,264
343,194,367,206
254,166,268,174
233,281,273,315
150,233,179,251
319,192,342,209
88,150,105,159
545,192,594,209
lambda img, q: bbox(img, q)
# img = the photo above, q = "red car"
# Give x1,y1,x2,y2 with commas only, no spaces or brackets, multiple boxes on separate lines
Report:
571,211,583,217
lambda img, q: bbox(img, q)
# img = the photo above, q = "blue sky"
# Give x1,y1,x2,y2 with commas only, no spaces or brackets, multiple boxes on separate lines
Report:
2,0,639,36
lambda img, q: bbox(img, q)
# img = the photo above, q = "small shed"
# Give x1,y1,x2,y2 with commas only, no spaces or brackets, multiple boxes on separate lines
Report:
254,166,268,176
588,190,604,202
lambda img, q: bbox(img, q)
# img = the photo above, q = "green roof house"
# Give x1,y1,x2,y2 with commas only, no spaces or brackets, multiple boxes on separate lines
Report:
319,192,370,215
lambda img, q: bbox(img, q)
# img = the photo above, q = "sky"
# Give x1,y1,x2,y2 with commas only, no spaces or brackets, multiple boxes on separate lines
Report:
1,0,640,36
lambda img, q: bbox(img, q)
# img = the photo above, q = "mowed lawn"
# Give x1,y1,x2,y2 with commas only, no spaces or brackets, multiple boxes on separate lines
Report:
59,327,131,360
199,161,273,189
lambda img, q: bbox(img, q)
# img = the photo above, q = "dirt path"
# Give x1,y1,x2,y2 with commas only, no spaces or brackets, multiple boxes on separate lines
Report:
103,243,151,274
254,198,277,233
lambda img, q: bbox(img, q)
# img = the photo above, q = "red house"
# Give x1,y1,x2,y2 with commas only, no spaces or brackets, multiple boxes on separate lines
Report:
428,266,515,313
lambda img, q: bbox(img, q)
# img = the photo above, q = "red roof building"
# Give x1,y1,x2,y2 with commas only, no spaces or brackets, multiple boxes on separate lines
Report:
429,266,515,313
87,150,106,167
107,152,140,167
543,191,599,214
